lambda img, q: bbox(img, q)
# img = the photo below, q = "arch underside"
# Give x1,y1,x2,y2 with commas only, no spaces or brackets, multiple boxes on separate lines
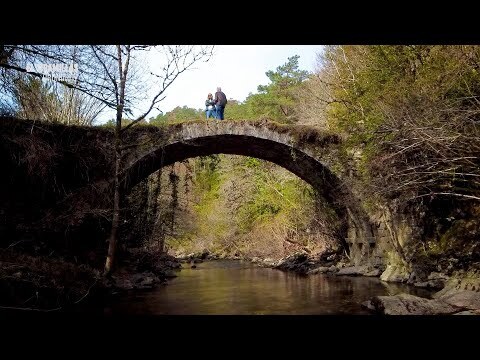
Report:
121,135,353,250
120,134,382,256
121,135,344,207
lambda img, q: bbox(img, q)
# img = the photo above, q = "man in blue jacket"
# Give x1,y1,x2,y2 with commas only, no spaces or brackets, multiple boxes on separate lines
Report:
214,87,227,120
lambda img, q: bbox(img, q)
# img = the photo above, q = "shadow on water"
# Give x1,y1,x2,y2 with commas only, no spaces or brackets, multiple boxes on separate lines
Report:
106,260,434,315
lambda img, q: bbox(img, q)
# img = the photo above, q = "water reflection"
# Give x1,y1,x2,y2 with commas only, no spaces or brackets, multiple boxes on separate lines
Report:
107,260,433,315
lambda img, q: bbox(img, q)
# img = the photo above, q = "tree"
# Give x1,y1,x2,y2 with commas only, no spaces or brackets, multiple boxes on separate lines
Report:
149,105,204,125
1,45,110,125
89,45,213,274
247,55,310,123
11,76,105,125
317,45,480,204
1,44,214,274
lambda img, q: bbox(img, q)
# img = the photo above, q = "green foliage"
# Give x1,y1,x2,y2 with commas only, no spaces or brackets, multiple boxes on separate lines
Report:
146,54,346,258
102,118,147,127
224,99,257,120
160,153,329,258
246,55,310,123
236,162,314,233
244,157,261,168
261,55,310,91
322,45,480,202
146,55,309,125
193,155,222,203
149,105,204,125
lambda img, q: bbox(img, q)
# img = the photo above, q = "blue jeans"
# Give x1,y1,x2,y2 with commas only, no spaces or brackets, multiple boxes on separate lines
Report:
206,109,216,119
215,105,225,120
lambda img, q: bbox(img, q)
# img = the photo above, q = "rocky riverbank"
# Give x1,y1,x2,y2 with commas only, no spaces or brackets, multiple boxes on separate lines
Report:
214,250,480,315
361,270,480,315
0,248,181,312
4,244,477,315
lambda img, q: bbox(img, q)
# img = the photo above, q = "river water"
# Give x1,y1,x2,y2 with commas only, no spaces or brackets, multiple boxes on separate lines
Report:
106,260,433,315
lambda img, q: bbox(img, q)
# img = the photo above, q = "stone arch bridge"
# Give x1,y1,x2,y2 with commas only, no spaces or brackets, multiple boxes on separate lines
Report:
0,118,380,265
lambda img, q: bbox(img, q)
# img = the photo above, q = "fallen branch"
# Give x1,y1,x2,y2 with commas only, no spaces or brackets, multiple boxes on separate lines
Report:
74,279,98,304
410,192,480,201
6,240,26,249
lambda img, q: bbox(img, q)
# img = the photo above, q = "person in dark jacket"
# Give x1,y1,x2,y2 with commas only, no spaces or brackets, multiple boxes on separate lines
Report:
205,93,216,119
214,87,227,120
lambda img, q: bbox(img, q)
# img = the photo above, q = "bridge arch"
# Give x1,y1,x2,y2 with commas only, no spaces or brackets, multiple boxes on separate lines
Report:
119,121,376,262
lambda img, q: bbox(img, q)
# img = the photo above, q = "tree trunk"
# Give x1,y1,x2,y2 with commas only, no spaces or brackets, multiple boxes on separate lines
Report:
105,137,121,275
104,45,128,275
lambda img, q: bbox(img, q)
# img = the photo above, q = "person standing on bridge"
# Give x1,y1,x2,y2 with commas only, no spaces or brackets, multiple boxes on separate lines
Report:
205,93,216,119
214,87,227,120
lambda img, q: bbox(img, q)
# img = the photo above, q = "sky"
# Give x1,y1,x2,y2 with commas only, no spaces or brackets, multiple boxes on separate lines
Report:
98,45,324,123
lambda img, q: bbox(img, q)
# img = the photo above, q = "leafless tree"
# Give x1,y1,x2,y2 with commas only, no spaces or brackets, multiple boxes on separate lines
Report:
1,45,107,124
90,45,214,274
1,44,214,274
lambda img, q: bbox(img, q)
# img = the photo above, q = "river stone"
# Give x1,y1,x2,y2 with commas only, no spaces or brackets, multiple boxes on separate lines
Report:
262,258,277,267
131,273,144,283
364,269,382,277
428,272,449,281
163,270,178,278
326,254,337,261
370,293,459,315
454,310,479,315
307,266,330,275
113,278,134,290
165,260,181,269
138,276,155,288
328,265,338,273
264,260,278,267
422,272,449,288
438,290,480,311
337,266,368,276
414,279,446,290
361,300,376,311
433,273,480,299
380,265,410,283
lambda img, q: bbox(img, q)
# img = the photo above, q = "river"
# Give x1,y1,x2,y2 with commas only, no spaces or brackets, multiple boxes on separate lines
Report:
105,260,433,315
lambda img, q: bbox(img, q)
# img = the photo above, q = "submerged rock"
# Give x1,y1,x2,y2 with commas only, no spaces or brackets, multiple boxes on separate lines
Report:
361,300,376,312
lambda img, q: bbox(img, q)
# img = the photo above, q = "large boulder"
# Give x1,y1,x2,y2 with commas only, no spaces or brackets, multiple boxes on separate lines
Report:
275,252,310,274
370,293,459,315
437,290,480,311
